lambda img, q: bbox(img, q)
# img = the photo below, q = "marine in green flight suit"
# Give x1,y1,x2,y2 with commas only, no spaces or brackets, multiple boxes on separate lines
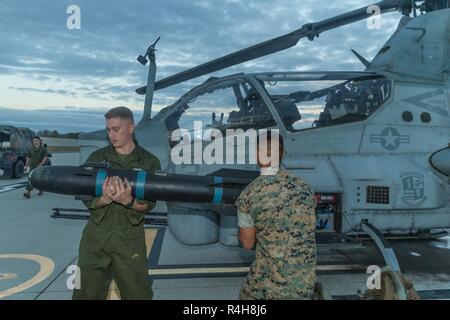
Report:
72,107,160,300
23,136,48,198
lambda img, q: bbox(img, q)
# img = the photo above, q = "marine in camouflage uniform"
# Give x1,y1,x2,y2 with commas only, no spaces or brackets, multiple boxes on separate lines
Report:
235,167,317,300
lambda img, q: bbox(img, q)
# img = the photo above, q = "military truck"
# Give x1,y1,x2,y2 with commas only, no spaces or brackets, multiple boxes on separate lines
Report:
0,125,34,178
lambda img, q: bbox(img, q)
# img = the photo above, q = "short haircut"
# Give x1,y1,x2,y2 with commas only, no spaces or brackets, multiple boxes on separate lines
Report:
104,106,134,123
33,136,41,140
257,130,284,150
257,130,284,162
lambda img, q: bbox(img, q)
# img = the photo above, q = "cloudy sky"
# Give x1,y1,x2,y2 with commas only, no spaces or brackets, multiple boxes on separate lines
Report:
0,0,402,132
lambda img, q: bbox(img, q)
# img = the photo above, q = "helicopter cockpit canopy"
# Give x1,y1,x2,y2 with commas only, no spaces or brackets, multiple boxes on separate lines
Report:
154,72,391,143
258,72,391,131
155,75,279,147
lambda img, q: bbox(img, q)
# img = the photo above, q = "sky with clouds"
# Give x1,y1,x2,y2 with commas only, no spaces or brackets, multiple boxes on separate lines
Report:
0,0,403,132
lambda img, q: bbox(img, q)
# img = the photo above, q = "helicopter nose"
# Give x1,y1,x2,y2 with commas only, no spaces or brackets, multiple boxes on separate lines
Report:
430,147,450,176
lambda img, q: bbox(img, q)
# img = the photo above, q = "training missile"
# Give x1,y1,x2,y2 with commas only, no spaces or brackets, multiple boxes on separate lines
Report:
29,164,259,205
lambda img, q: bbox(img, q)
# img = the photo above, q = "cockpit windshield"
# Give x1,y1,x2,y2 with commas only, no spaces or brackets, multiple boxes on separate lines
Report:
262,76,391,131
158,77,277,147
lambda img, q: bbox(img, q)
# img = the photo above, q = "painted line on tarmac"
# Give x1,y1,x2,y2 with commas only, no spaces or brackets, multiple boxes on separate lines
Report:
148,264,364,277
0,182,27,194
0,273,18,281
0,254,55,299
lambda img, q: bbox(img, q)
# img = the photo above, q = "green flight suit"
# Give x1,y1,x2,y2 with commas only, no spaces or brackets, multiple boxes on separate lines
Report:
27,145,48,170
26,145,48,191
72,145,161,300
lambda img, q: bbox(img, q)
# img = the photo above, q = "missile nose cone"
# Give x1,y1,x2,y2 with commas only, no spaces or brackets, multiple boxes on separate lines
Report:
430,147,450,176
28,167,36,186
28,167,37,181
28,166,50,189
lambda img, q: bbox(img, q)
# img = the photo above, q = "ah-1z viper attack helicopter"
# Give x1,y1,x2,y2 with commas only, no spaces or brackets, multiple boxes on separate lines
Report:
43,0,450,271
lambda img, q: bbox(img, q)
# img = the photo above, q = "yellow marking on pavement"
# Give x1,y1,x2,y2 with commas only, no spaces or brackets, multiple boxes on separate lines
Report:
145,228,157,257
0,273,18,281
149,266,250,276
106,280,121,300
0,254,54,299
106,228,157,300
148,264,365,276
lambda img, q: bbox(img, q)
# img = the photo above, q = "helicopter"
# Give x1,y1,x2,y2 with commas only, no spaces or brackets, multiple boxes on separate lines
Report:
76,0,450,271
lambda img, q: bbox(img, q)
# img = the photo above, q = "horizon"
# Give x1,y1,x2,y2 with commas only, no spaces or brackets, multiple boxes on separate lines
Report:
0,0,401,132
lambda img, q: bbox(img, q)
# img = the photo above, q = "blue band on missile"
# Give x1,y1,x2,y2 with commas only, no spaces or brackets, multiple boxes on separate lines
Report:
213,176,223,204
135,170,147,200
95,170,107,197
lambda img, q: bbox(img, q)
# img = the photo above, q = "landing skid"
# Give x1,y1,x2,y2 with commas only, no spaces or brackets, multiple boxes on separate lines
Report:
348,229,448,241
360,220,401,272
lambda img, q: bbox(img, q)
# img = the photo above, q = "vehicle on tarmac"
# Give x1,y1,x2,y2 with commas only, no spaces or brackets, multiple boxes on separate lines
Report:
0,125,34,178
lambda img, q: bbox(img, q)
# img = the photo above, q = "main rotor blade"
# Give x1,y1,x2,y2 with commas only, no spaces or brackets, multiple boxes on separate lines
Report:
136,0,400,94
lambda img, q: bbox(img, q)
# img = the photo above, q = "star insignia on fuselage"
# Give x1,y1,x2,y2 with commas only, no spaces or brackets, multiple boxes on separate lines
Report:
370,127,410,151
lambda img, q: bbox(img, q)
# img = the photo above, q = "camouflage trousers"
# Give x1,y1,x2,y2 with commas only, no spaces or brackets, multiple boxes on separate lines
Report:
238,274,315,300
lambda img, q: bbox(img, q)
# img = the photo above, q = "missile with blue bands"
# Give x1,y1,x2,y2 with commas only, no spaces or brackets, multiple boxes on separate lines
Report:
135,170,147,200
95,170,107,197
29,166,259,205
213,176,224,204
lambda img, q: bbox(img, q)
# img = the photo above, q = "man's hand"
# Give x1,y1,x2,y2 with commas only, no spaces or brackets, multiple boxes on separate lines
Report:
96,177,113,207
104,176,133,206
24,166,30,174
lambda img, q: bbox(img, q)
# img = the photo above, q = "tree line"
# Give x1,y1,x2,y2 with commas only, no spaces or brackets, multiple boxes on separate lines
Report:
37,129,80,139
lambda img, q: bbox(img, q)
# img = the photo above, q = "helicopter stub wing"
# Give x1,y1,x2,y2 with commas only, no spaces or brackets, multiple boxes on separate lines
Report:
136,0,401,95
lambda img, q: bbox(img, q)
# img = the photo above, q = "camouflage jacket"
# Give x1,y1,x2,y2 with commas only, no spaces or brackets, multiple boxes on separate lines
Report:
235,167,317,299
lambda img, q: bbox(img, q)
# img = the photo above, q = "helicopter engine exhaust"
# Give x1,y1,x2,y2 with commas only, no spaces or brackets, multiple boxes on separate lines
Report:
28,165,259,205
